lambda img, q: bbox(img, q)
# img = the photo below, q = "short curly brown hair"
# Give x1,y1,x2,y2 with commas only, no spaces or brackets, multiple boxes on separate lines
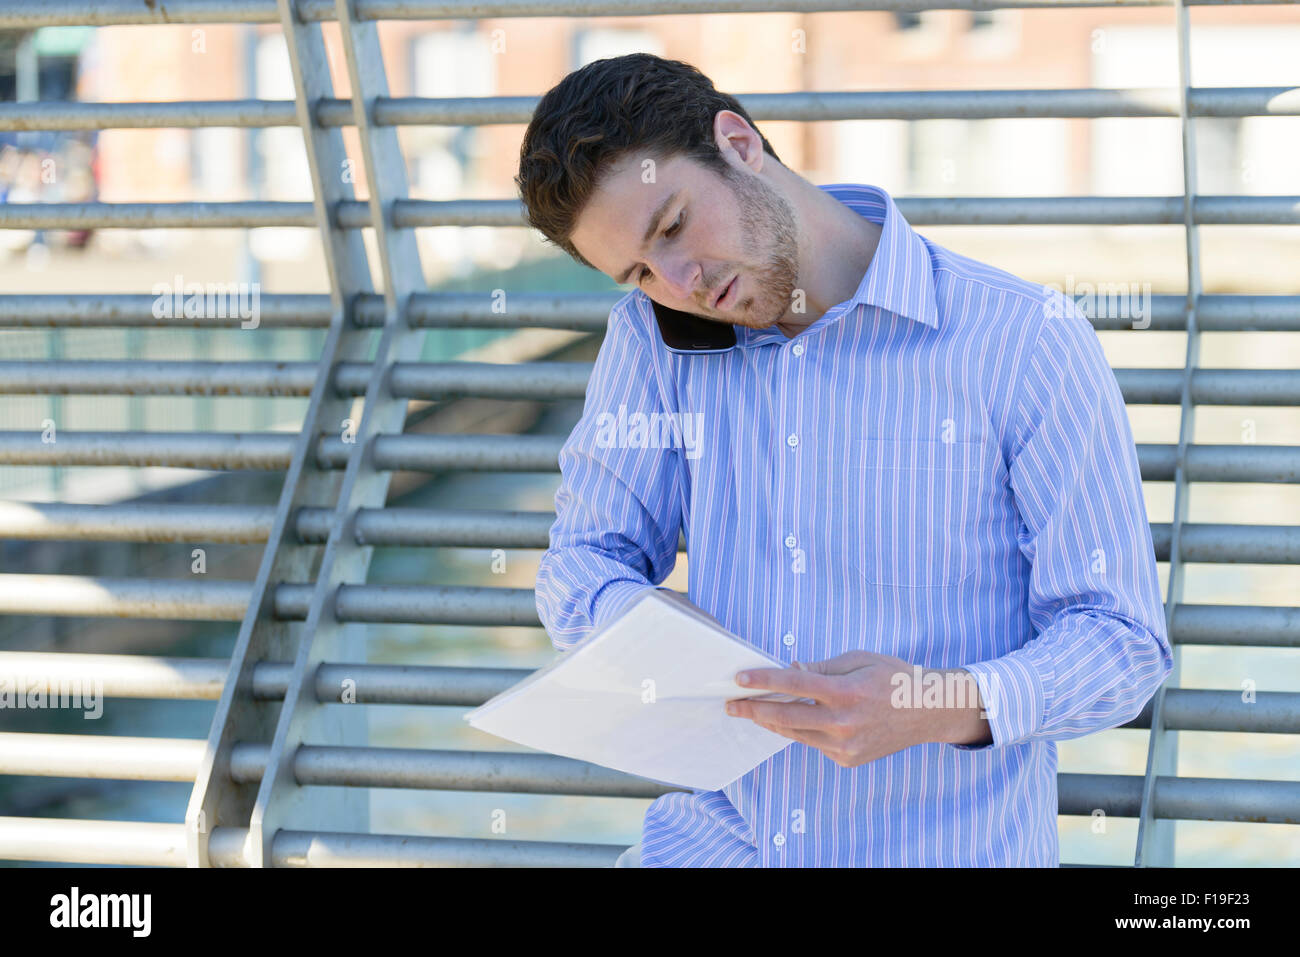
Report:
515,53,783,270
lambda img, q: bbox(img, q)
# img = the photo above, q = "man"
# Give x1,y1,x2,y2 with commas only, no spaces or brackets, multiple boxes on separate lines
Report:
516,53,1173,867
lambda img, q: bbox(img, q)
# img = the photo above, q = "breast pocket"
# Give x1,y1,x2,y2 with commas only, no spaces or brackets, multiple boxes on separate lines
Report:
852,438,987,587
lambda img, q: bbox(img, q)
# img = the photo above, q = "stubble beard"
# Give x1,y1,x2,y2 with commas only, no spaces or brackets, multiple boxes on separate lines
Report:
717,165,801,330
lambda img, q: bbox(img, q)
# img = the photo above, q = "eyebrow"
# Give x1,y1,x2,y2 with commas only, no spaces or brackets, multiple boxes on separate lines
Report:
615,188,682,285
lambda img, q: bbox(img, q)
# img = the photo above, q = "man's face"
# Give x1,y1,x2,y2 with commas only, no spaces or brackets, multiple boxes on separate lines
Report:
568,151,800,330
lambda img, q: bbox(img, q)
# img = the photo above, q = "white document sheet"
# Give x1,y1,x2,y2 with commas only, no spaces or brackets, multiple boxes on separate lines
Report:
464,588,804,791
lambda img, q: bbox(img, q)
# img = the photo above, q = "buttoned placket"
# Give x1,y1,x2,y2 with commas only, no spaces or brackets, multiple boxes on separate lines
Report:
773,331,811,865
744,308,843,866
779,334,810,667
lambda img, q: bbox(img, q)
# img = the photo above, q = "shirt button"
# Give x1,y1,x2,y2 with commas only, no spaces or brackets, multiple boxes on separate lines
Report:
784,534,796,549
791,343,804,357
773,833,786,847
786,433,798,448
782,633,795,647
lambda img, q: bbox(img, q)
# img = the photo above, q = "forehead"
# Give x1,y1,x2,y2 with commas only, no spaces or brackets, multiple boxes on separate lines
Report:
571,152,709,276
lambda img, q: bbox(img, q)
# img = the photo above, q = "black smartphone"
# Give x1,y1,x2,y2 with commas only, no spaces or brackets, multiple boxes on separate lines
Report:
650,298,737,354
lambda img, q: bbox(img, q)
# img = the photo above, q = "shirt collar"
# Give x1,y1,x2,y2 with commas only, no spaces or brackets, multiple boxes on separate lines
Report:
736,182,939,348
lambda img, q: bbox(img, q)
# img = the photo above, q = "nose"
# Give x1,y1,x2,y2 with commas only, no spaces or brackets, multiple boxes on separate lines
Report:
647,250,703,304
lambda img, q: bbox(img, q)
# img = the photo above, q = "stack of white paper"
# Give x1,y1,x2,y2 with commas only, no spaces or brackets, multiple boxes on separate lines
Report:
464,588,802,791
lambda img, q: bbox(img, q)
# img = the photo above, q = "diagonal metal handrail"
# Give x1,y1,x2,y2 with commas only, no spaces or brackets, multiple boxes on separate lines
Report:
181,0,389,866
247,0,432,867
1135,0,1203,868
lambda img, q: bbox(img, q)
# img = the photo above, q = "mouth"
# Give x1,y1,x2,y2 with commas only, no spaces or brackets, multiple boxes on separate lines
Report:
713,274,737,310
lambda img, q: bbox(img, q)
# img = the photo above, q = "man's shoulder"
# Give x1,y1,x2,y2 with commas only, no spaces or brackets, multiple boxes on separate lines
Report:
608,288,657,342
604,288,695,371
592,289,682,399
926,237,1093,340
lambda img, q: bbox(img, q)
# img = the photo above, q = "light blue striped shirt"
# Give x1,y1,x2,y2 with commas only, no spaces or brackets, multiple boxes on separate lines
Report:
534,182,1174,867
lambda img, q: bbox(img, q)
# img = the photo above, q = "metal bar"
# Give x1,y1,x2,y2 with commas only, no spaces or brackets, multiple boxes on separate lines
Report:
0,99,299,132
0,501,557,546
0,431,299,469
317,505,558,546
0,292,336,328
355,357,594,401
9,732,1293,825
0,653,526,704
4,432,1300,483
0,201,317,229
4,88,1300,133
1113,369,1300,406
1170,604,1300,647
0,818,623,868
5,651,1298,735
0,577,531,624
10,361,1300,406
222,193,1300,229
1137,0,1202,869
0,576,1295,648
382,86,1300,122
0,818,187,867
0,361,320,396
5,194,1300,231
242,745,683,797
0,359,595,399
0,501,278,543
1148,523,1300,564
10,780,1294,868
1134,444,1300,482
0,651,236,700
3,0,1290,30
0,574,253,619
0,733,203,781
3,292,1298,332
0,431,573,470
1124,690,1300,735
248,830,625,867
6,502,1300,569
0,734,677,796
1060,774,1300,824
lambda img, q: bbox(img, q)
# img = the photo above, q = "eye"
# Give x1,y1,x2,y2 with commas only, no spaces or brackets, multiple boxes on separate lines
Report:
637,212,685,285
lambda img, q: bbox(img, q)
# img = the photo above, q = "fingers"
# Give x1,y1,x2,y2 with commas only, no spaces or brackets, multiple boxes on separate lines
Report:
728,697,826,731
747,717,835,751
735,665,840,705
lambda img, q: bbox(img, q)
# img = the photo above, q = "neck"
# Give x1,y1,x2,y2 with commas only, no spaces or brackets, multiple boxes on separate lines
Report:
776,185,882,339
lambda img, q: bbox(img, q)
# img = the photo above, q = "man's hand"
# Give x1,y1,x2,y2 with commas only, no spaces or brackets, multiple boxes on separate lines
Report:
725,650,993,767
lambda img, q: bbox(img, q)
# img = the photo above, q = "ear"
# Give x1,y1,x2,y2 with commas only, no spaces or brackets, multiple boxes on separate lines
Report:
713,110,765,173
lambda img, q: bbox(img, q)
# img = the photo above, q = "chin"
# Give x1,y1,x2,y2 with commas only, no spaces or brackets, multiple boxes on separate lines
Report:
756,304,786,327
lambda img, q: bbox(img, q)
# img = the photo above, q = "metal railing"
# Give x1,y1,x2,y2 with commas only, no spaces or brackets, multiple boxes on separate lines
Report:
1,0,1298,866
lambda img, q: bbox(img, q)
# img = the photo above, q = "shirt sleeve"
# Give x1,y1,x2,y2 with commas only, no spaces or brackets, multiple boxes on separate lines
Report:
947,303,1174,751
534,302,687,652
